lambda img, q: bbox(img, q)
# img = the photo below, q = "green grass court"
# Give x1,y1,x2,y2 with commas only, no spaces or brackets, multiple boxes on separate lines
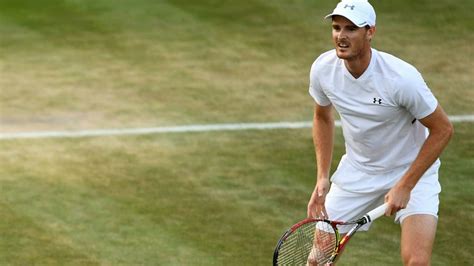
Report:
0,0,473,265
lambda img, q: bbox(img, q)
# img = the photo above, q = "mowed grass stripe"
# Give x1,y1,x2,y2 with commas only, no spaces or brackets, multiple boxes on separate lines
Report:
0,177,213,265
0,201,101,265
1,115,472,140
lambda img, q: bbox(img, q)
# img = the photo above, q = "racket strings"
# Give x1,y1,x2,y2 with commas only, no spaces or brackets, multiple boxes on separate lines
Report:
276,221,337,265
277,222,315,265
308,222,338,265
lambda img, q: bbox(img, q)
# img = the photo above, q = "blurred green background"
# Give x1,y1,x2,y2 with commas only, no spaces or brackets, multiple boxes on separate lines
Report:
0,0,473,265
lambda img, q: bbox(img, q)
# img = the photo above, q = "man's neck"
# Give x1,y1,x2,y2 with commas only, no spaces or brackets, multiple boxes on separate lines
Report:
344,48,372,79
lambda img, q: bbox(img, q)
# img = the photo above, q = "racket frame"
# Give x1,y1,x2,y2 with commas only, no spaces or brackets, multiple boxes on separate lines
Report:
273,203,387,265
273,218,341,265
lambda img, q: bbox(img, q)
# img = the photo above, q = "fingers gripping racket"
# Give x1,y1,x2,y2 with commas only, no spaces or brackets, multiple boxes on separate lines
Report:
273,203,387,266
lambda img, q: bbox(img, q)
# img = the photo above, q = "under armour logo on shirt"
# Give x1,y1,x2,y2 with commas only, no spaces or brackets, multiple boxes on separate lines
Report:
344,4,355,10
373,98,382,104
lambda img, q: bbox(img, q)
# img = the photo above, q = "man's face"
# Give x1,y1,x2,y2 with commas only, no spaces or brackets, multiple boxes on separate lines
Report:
331,15,374,61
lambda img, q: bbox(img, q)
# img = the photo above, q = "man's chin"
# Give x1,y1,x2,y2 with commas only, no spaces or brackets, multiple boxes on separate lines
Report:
336,52,350,60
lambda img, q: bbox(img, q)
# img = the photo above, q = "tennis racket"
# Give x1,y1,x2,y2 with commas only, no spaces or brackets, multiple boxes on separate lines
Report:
273,203,387,266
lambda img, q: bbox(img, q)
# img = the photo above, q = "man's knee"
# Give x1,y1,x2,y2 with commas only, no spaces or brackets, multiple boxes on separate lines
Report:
306,246,324,266
401,249,431,266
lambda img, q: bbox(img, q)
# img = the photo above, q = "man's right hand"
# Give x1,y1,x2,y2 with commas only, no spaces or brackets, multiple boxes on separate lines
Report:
307,178,330,219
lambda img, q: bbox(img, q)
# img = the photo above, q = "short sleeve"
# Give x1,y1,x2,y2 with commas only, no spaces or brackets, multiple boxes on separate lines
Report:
308,62,331,106
395,70,438,119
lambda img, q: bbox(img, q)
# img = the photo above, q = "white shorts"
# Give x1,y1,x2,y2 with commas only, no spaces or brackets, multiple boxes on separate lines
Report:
325,160,441,233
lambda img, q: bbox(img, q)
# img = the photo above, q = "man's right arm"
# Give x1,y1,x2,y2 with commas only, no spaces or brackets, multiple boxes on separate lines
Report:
307,103,334,219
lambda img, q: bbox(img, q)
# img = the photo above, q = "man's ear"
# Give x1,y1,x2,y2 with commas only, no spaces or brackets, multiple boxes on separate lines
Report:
367,26,376,41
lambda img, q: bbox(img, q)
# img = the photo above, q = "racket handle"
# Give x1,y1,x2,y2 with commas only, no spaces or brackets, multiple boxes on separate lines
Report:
366,203,388,221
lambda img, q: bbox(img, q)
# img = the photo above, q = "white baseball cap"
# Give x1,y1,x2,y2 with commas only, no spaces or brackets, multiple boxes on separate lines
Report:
325,0,376,27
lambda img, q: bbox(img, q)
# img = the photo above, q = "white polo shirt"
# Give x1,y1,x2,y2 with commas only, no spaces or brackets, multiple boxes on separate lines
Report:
309,48,438,176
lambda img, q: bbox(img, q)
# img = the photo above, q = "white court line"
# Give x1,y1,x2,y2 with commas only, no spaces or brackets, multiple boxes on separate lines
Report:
0,115,473,140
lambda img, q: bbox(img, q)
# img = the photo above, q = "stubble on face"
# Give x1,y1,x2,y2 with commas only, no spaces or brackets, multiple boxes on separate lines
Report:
331,16,372,62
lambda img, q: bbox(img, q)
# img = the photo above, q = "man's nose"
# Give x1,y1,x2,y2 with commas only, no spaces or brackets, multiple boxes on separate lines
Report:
337,30,348,40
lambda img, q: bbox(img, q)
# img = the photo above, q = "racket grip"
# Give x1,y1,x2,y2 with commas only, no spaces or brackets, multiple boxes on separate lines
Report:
367,203,388,221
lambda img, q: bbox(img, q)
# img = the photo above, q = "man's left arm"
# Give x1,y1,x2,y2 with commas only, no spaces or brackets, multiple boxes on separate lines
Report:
385,105,454,215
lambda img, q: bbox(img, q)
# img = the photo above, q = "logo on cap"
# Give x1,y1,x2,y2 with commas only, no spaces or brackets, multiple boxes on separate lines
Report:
344,4,355,10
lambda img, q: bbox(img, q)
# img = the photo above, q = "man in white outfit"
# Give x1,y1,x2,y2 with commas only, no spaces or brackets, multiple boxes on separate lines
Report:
306,0,454,265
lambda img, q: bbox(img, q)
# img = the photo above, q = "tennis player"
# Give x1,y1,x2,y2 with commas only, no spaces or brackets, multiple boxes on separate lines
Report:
306,0,453,265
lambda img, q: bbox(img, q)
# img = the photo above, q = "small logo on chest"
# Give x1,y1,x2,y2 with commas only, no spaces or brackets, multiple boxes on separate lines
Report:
373,98,382,104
